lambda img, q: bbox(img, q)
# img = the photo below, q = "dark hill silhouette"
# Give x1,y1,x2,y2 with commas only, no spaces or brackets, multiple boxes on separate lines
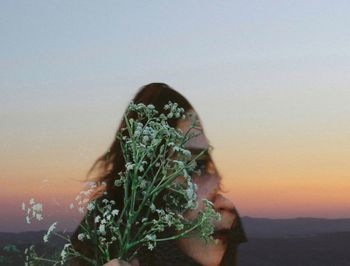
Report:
241,216,350,238
1,217,350,265
238,232,350,266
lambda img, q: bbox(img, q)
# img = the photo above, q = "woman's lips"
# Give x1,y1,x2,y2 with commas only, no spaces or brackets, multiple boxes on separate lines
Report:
212,229,230,242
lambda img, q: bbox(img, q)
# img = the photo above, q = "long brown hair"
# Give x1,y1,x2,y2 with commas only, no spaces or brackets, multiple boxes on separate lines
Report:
70,83,194,263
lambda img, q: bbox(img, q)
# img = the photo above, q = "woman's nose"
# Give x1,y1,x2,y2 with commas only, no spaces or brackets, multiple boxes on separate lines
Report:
212,193,235,213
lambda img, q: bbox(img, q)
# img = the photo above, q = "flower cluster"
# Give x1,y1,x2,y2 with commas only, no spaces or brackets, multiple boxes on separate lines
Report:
71,181,100,214
43,222,57,243
22,198,43,224
21,101,220,265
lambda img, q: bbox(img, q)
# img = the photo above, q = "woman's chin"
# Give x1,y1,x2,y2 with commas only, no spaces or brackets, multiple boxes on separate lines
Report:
177,237,226,266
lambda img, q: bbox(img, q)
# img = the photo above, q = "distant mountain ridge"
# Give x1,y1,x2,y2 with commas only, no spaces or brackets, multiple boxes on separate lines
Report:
238,231,350,266
1,217,350,266
241,216,350,238
1,217,350,242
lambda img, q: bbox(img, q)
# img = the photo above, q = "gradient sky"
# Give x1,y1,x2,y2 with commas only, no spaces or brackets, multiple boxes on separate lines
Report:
1,1,350,232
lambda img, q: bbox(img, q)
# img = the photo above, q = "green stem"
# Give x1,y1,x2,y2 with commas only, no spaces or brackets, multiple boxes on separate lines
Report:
151,149,207,195
53,232,69,242
33,257,59,263
124,113,137,163
156,221,201,241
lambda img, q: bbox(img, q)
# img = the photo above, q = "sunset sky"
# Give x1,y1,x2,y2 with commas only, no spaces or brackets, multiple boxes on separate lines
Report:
1,1,350,232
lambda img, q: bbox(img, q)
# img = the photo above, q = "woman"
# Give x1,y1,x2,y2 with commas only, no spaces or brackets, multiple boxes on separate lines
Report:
71,83,247,266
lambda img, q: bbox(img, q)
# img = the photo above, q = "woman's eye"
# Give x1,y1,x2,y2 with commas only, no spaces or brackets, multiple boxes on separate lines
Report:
195,159,208,173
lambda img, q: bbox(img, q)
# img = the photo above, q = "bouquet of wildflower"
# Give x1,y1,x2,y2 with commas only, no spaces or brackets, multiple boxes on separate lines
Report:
23,102,220,266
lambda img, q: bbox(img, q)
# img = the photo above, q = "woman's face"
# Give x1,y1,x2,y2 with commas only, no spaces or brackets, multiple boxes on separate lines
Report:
176,110,237,266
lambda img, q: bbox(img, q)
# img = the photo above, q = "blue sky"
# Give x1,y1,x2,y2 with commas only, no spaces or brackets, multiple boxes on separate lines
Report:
2,1,350,93
2,1,350,135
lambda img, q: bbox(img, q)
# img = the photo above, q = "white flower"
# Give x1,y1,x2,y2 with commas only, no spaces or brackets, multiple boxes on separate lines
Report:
182,149,191,157
142,135,150,144
145,234,156,250
163,214,172,226
36,213,43,221
112,209,119,216
145,234,156,241
87,202,95,211
32,203,43,212
26,216,31,224
29,198,35,205
139,180,147,189
69,203,74,209
21,202,26,211
114,178,123,186
175,223,184,230
94,215,101,223
126,162,134,171
186,187,194,199
173,160,184,167
155,209,165,215
98,224,106,235
60,243,71,264
77,233,85,241
43,222,57,243
147,242,155,250
78,207,84,213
